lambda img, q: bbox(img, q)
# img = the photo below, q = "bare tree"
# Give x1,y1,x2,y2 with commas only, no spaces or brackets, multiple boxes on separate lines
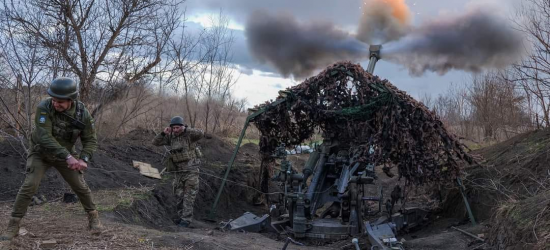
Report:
199,13,237,133
512,0,550,127
169,17,209,128
170,11,237,132
0,0,184,104
0,9,51,156
423,73,530,143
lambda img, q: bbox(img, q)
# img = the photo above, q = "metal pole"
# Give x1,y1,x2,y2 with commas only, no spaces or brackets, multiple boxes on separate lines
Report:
209,98,288,220
457,177,477,226
208,118,250,220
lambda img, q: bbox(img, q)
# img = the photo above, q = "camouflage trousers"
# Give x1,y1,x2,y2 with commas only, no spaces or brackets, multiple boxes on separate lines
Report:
11,153,96,218
173,159,200,222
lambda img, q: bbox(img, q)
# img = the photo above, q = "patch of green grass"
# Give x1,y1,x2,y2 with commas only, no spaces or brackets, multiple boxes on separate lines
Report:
94,188,153,210
96,204,116,212
116,191,151,208
466,144,483,151
132,192,151,200
226,137,260,145
161,174,171,183
118,197,133,207
532,141,547,151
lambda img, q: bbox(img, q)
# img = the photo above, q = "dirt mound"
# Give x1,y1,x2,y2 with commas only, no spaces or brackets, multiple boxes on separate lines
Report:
240,142,260,156
0,128,267,227
0,142,26,201
443,128,550,249
99,129,268,225
112,155,268,229
0,130,164,202
475,128,550,185
113,181,180,231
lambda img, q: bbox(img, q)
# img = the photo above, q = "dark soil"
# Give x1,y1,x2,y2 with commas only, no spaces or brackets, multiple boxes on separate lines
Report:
6,127,547,249
0,131,162,202
0,128,268,229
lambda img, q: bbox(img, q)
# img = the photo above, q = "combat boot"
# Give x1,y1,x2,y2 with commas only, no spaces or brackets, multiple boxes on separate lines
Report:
0,217,21,241
87,210,103,235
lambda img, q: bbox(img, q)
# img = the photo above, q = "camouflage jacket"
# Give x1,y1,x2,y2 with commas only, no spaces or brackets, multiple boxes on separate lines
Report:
30,98,97,161
152,127,204,163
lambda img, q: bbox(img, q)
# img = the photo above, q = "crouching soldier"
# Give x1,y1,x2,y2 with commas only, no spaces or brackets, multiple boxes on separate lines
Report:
152,116,204,227
0,77,101,241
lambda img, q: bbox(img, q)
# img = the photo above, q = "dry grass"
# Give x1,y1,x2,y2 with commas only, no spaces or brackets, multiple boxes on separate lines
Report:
490,190,550,249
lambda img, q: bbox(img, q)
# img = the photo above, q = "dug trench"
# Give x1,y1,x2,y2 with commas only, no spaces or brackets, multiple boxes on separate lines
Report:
0,129,288,249
1,127,548,249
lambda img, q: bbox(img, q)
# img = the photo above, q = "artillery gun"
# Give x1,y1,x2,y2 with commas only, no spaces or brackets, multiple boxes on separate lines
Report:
211,45,441,250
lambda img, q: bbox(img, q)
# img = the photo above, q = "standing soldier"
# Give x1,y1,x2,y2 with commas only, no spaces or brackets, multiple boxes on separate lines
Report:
0,77,101,241
153,116,204,227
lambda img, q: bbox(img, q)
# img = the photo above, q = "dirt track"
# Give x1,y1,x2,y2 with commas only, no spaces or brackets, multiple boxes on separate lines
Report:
0,191,333,250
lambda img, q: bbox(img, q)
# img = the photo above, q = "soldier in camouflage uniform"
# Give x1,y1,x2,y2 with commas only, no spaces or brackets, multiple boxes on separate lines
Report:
0,77,102,241
152,116,204,227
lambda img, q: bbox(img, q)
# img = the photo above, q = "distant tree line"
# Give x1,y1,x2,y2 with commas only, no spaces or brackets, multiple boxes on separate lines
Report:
420,0,550,145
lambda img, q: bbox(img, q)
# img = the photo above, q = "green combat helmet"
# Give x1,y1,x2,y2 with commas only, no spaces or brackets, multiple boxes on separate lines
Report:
170,116,184,126
47,77,79,100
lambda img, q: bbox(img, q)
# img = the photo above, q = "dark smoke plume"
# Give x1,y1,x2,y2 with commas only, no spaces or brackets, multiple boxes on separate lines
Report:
381,9,525,75
245,10,369,78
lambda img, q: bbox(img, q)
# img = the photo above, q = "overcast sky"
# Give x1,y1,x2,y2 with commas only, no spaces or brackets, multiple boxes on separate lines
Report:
183,0,521,106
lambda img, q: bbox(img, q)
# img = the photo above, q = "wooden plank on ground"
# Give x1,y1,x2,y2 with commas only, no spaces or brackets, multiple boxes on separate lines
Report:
132,160,161,179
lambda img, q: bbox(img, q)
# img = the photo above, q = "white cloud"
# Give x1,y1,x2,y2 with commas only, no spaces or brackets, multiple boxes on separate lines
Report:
232,70,296,107
187,13,245,30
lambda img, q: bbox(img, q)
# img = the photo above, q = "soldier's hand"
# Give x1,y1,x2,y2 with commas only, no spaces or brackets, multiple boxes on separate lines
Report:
77,160,88,171
66,155,79,170
163,127,172,134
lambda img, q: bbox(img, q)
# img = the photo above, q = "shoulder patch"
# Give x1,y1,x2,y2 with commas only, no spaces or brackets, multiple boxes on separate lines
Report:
39,115,46,124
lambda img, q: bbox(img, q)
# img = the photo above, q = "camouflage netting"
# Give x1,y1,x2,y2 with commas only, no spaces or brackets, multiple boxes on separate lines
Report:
252,62,473,185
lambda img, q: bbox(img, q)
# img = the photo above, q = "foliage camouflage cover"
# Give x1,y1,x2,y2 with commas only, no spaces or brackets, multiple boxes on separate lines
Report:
252,62,473,185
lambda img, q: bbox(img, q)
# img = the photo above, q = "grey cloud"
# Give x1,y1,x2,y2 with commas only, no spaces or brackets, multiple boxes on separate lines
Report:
185,0,362,28
382,8,525,75
230,29,280,74
245,10,369,79
179,21,280,75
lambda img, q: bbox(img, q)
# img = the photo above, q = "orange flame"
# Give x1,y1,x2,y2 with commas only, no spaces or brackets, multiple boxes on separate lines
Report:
358,0,412,44
383,0,410,25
